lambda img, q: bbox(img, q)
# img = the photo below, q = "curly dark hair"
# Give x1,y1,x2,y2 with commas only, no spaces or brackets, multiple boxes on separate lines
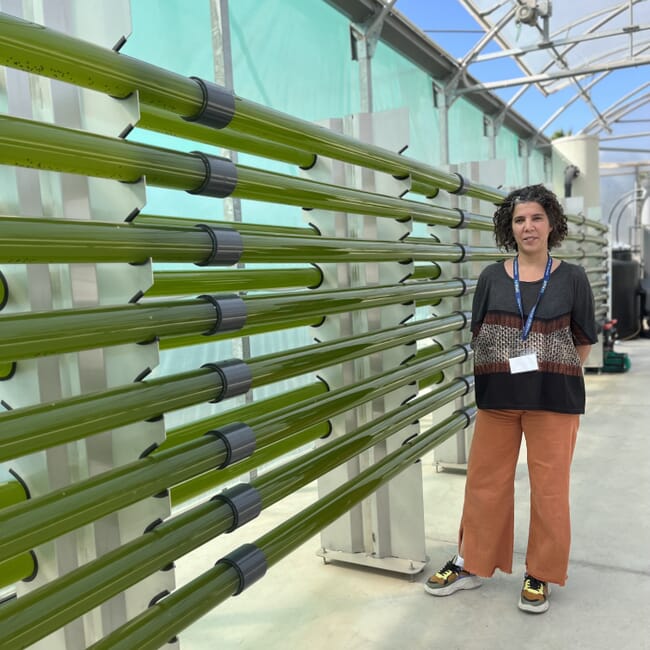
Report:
493,184,568,252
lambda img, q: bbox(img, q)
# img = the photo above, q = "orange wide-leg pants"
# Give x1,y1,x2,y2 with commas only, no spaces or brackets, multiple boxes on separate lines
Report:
459,409,579,586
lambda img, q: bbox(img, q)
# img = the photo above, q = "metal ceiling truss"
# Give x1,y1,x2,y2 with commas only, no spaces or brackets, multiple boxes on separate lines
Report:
451,0,650,140
471,26,650,65
328,0,650,170
454,55,650,94
496,0,647,133
582,81,650,132
445,5,517,100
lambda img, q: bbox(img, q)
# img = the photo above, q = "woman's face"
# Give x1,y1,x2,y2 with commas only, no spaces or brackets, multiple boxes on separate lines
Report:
511,201,552,254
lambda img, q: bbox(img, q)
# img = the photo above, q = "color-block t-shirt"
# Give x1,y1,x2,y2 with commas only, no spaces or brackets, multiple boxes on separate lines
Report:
471,260,598,414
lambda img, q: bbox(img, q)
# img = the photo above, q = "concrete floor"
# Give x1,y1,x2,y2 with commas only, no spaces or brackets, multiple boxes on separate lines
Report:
174,339,650,650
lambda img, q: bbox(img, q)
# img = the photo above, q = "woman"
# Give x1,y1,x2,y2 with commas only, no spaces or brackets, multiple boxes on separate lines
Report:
424,184,597,613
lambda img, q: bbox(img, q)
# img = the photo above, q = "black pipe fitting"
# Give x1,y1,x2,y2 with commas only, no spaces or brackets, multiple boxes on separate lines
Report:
195,224,243,266
184,77,235,129
201,358,252,402
212,484,263,533
188,152,238,198
216,542,267,595
449,172,468,195
450,208,466,229
206,422,256,468
0,270,8,310
198,294,247,335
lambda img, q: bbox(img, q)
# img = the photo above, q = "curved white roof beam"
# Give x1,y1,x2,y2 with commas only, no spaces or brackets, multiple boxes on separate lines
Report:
494,11,630,124
583,90,650,135
464,0,647,135
582,80,650,132
547,0,645,39
455,54,650,94
446,4,517,100
541,38,650,94
472,24,650,64
531,73,609,138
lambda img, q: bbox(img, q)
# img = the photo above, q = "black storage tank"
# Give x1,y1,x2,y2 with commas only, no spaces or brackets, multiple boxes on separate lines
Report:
611,247,640,339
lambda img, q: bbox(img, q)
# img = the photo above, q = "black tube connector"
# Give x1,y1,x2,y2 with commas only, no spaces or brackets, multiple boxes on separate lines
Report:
307,263,325,290
0,270,8,310
450,172,469,195
216,543,267,596
195,224,243,267
206,422,256,468
462,406,478,427
143,518,164,534
452,277,468,296
188,152,238,199
450,208,466,229
454,243,467,263
201,358,252,402
457,374,475,395
0,362,17,382
148,590,170,608
23,550,39,582
460,342,473,362
212,484,263,533
8,468,31,500
458,310,470,329
184,77,235,129
198,294,247,335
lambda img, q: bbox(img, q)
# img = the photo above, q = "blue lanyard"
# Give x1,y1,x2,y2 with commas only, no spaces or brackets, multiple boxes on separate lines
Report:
513,255,552,342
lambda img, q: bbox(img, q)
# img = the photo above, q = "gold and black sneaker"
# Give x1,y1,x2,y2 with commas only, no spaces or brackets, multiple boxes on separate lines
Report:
424,556,482,597
518,574,551,613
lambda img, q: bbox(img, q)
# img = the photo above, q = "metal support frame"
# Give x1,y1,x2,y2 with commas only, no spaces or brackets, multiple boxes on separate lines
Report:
0,1,176,647
456,56,650,96
432,159,503,471
304,109,427,574
350,0,397,113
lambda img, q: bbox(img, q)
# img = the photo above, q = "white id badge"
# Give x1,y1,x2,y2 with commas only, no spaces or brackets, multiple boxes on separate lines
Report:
508,352,538,374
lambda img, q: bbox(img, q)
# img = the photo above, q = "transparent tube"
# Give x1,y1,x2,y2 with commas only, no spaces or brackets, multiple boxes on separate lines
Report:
86,409,473,650
0,13,506,202
0,382,471,648
0,316,454,461
0,115,488,229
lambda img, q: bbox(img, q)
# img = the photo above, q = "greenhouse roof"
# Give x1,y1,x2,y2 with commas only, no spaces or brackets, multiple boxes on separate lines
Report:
327,0,650,172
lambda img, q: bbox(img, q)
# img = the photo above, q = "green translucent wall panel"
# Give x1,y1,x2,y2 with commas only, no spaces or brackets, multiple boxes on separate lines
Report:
496,125,525,188
115,0,552,427
371,41,441,167
229,0,360,122
121,0,219,220
448,98,490,165
529,148,549,184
